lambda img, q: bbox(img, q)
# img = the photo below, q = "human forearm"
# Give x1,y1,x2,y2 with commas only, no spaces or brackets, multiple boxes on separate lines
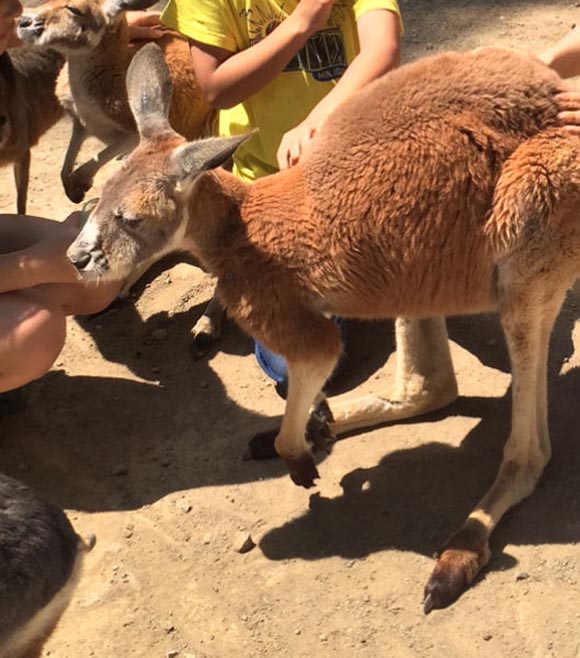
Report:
191,20,311,108
0,214,82,293
309,41,399,125
539,26,580,78
190,0,339,108
276,8,400,169
0,250,46,293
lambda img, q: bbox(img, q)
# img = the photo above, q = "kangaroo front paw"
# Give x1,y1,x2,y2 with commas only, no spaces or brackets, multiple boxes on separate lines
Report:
423,527,490,613
63,172,92,203
285,454,320,489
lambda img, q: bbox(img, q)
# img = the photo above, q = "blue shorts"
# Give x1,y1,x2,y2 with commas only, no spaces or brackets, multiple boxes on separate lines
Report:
254,317,349,386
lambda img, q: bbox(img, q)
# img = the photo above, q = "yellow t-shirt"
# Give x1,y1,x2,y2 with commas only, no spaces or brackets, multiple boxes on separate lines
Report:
161,0,402,181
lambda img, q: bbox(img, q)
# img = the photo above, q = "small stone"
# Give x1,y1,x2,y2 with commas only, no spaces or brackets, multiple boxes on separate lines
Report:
163,622,175,633
483,634,492,642
232,532,256,554
167,651,179,658
241,615,248,621
152,328,168,341
516,572,529,581
319,633,328,642
203,533,212,545
112,465,128,477
294,629,301,635
180,503,192,514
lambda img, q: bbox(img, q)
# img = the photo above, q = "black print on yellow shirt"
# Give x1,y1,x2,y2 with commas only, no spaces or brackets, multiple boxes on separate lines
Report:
284,28,347,82
251,23,347,82
285,28,347,81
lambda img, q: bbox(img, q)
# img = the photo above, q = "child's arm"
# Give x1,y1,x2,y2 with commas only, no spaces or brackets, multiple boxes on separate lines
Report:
0,215,82,293
277,8,400,169
189,0,338,109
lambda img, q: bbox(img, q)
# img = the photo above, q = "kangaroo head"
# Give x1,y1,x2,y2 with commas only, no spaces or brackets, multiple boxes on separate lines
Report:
17,0,157,53
67,43,250,282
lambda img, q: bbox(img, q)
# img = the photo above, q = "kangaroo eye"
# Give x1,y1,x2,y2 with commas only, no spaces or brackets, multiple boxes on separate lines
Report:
66,5,85,16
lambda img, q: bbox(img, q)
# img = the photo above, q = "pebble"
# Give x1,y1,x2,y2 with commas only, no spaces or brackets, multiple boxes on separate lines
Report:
483,634,493,642
180,503,192,514
203,533,212,545
232,531,256,554
167,651,179,658
516,572,529,581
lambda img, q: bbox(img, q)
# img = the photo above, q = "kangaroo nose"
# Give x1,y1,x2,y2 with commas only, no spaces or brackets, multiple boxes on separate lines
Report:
68,250,92,270
18,15,33,28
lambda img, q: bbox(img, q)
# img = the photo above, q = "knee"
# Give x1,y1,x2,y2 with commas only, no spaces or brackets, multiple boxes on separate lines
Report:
0,294,66,391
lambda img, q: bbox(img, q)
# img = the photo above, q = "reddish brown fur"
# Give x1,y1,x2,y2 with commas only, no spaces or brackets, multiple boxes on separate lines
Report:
77,49,579,356
181,50,571,355
25,0,215,142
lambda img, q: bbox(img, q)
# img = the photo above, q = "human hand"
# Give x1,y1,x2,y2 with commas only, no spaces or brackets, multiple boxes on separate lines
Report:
292,0,338,35
126,11,173,41
554,88,580,134
277,118,319,170
25,213,83,286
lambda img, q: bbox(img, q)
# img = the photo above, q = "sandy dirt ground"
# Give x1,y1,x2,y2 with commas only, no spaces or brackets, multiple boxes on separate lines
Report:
3,1,580,657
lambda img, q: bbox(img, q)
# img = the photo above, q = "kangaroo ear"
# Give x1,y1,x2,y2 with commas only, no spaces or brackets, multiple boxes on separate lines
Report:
126,43,174,140
102,0,158,19
168,132,257,180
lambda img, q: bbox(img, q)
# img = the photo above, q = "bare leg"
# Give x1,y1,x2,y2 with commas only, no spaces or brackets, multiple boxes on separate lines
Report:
65,134,138,204
0,290,66,393
14,149,30,215
423,285,566,612
328,316,458,435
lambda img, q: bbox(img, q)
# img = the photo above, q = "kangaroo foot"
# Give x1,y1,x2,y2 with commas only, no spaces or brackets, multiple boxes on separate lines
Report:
190,330,218,359
190,315,222,360
423,526,490,613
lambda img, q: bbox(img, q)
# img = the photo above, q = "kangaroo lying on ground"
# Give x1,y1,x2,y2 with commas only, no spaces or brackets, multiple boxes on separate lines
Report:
67,43,580,612
0,46,63,213
0,473,94,658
